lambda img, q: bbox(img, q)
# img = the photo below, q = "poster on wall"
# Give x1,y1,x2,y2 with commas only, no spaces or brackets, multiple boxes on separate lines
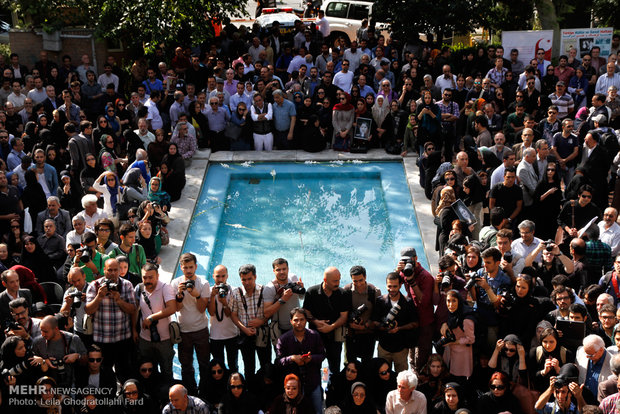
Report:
502,30,554,67
560,28,614,58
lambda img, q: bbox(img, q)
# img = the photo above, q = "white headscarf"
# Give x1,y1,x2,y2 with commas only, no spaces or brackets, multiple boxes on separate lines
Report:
372,95,390,126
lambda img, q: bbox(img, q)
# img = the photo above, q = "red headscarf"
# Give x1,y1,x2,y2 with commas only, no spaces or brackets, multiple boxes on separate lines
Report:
333,92,354,111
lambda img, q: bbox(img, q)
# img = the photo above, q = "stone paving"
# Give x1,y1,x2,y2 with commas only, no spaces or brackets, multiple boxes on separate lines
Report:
158,149,439,282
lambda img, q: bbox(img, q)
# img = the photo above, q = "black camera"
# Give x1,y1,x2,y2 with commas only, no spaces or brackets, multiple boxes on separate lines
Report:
432,329,456,351
215,283,229,298
184,280,195,290
49,358,66,374
543,239,555,252
149,320,160,343
464,272,480,290
103,279,119,292
400,256,414,277
498,287,518,311
1,359,30,378
503,251,512,263
4,320,21,332
349,304,368,325
70,289,83,309
282,282,306,295
382,303,401,329
77,247,91,263
440,271,452,289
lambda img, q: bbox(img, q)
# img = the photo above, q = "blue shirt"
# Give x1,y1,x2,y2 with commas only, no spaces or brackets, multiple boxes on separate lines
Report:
142,79,163,94
586,349,607,395
273,99,296,131
205,107,230,132
475,268,511,325
359,84,376,98
536,400,579,414
229,92,253,112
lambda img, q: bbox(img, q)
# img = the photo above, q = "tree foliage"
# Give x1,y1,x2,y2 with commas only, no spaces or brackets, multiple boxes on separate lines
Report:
592,0,620,28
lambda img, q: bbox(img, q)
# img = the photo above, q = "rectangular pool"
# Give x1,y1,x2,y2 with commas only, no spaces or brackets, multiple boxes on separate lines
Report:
177,161,428,287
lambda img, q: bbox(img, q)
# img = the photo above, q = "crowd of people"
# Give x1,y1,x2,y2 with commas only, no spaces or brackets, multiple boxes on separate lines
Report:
0,14,619,414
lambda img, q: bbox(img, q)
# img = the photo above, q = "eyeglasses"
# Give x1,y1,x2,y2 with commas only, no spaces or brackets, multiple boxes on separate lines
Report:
546,168,556,172
580,194,592,199
583,58,591,61
556,295,570,301
379,370,389,375
505,348,516,353
210,103,218,106
88,357,102,363
601,315,616,320
445,177,456,182
230,385,244,389
490,384,506,390
140,367,153,373
548,111,557,114
86,158,95,161
118,103,125,107
10,225,19,229
426,147,435,151
516,95,523,98
212,369,223,374
585,349,601,358
127,215,136,219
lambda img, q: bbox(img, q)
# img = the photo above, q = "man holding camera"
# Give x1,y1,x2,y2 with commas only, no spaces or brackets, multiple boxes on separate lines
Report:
73,232,107,282
60,267,91,346
468,247,511,349
534,375,585,414
343,265,380,365
208,264,239,373
397,247,434,372
85,258,137,383
108,223,147,276
5,297,41,346
495,228,525,282
372,272,418,373
171,252,210,396
32,314,87,387
264,258,304,351
134,263,176,381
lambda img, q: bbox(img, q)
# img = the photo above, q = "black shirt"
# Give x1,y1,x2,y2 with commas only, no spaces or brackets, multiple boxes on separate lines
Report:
372,294,418,352
489,183,523,218
303,283,349,329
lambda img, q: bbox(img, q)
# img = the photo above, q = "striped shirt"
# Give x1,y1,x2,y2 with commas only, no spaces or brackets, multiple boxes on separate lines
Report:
548,92,574,120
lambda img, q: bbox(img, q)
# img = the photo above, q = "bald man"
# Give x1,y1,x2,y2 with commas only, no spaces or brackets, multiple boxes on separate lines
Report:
208,264,239,373
303,266,349,376
163,384,210,413
599,208,620,256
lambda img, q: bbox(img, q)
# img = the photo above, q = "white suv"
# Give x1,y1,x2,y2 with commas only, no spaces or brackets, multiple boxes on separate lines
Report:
321,0,386,44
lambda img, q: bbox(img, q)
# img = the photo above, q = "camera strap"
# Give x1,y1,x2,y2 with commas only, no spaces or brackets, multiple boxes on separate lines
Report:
238,286,264,320
214,284,229,322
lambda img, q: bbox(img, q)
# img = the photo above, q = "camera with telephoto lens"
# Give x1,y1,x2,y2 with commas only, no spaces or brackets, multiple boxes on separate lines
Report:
149,319,160,343
433,329,456,351
498,287,518,311
503,251,512,263
184,280,195,290
1,358,30,379
215,283,229,298
103,278,119,292
382,304,401,329
464,272,480,290
4,320,21,332
70,288,83,309
440,271,453,289
543,240,555,252
349,304,368,325
77,247,91,263
400,256,414,277
282,282,306,295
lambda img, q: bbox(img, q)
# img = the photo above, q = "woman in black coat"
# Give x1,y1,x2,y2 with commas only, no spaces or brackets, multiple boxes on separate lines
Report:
220,372,261,414
326,360,364,408
341,382,378,414
159,143,185,202
476,371,523,414
268,373,314,414
367,358,396,414
20,169,47,226
431,382,469,414
21,235,57,283
533,161,563,240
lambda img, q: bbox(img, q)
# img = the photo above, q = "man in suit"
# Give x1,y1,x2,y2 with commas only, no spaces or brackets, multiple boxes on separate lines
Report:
517,147,539,218
42,85,63,118
35,196,72,238
576,334,614,402
75,344,117,391
579,131,611,209
532,139,557,182
0,268,33,323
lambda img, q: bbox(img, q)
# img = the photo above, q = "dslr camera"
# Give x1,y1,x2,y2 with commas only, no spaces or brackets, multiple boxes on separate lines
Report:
400,256,415,277
184,279,195,290
215,283,229,298
4,320,21,332
282,282,306,295
464,271,481,290
503,251,512,263
542,240,556,252
1,358,30,379
433,329,456,351
440,271,452,289
382,304,401,329
103,278,119,292
498,287,518,311
77,247,91,263
349,304,368,325
69,288,83,309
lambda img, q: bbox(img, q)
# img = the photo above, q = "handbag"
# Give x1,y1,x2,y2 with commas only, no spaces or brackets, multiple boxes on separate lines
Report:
82,314,93,335
237,286,268,347
169,321,182,344
159,226,170,246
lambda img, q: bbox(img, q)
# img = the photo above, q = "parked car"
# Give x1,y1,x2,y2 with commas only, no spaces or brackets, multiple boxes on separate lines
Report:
320,0,388,44
255,9,302,36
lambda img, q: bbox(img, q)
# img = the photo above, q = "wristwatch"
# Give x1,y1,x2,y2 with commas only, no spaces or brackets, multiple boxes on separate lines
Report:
278,299,286,305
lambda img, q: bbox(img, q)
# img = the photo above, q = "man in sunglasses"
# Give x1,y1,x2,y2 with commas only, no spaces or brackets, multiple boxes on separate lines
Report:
578,131,612,209
75,344,117,391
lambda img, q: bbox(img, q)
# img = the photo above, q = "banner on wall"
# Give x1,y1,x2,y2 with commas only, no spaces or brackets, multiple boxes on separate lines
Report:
560,28,614,58
502,30,554,67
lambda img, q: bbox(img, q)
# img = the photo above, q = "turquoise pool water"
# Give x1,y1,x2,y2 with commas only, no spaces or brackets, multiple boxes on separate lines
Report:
176,161,428,285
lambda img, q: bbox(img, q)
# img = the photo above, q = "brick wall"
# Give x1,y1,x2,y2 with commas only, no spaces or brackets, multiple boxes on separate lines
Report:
7,29,130,75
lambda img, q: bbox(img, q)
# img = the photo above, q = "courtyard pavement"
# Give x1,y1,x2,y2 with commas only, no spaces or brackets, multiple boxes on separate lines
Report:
158,149,440,282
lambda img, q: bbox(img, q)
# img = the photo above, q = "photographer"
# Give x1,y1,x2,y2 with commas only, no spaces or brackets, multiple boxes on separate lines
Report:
85,258,137,383
343,265,380,365
60,267,91,346
500,274,540,346
371,272,418,373
264,258,304,350
525,240,574,291
73,232,106,282
5,297,41,347
495,228,525,283
534,373,585,414
397,247,434,372
433,255,466,332
468,247,511,350
134,263,176,382
170,252,210,396
0,336,46,389
208,264,239,374
32,314,87,387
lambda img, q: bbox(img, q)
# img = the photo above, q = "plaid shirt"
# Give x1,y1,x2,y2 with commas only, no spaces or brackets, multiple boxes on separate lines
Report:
486,67,508,88
86,276,137,343
586,240,613,273
230,284,265,327
162,395,210,414
599,391,620,414
437,100,460,129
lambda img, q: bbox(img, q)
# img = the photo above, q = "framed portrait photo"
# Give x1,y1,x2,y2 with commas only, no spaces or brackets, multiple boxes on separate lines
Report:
354,117,372,141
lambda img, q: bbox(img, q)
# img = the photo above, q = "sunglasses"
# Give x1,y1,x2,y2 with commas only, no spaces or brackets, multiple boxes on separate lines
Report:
212,369,223,374
124,390,138,396
505,348,516,353
446,177,456,181
547,168,556,172
379,370,389,375
230,385,244,389
426,147,435,151
10,225,19,229
88,357,102,363
490,385,506,390
141,367,153,372
580,194,592,199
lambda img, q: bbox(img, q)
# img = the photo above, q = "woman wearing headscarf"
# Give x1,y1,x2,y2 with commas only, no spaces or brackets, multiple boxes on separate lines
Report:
49,109,69,147
417,90,441,150
99,133,127,175
431,382,469,414
11,264,47,303
220,372,261,414
476,371,523,414
372,95,391,148
340,382,378,414
332,92,355,151
203,358,230,409
147,176,171,212
115,98,132,133
36,113,49,132
123,168,148,205
21,121,38,154
80,153,104,196
159,143,185,202
147,129,169,176
488,334,528,386
367,357,396,414
532,161,563,240
93,115,114,152
440,290,476,380
267,373,314,414
45,144,65,178
104,103,122,139
418,354,450,411
120,378,157,414
21,235,57,283
326,360,365,408
297,95,318,135
424,150,443,200
0,336,46,391
21,169,47,227
435,186,459,254
226,102,252,151
188,100,210,149
93,171,123,224
528,327,574,392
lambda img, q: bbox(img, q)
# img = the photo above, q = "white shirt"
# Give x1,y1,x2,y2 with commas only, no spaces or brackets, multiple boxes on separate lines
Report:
27,88,48,105
209,283,239,340
512,237,542,263
599,221,620,256
145,98,163,130
170,276,210,332
343,49,363,73
65,228,94,248
435,74,457,92
134,129,155,147
76,208,108,230
385,389,427,414
97,73,119,92
316,16,330,37
137,280,176,341
7,92,26,109
333,70,354,93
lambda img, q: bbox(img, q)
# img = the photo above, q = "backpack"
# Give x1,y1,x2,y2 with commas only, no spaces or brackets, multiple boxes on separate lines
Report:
601,131,620,157
470,228,497,252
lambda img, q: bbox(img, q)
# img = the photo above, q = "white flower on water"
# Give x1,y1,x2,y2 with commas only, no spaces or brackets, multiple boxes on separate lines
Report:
270,169,276,177
331,160,344,165
351,160,364,164
220,163,230,168
304,160,318,164
241,161,254,168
